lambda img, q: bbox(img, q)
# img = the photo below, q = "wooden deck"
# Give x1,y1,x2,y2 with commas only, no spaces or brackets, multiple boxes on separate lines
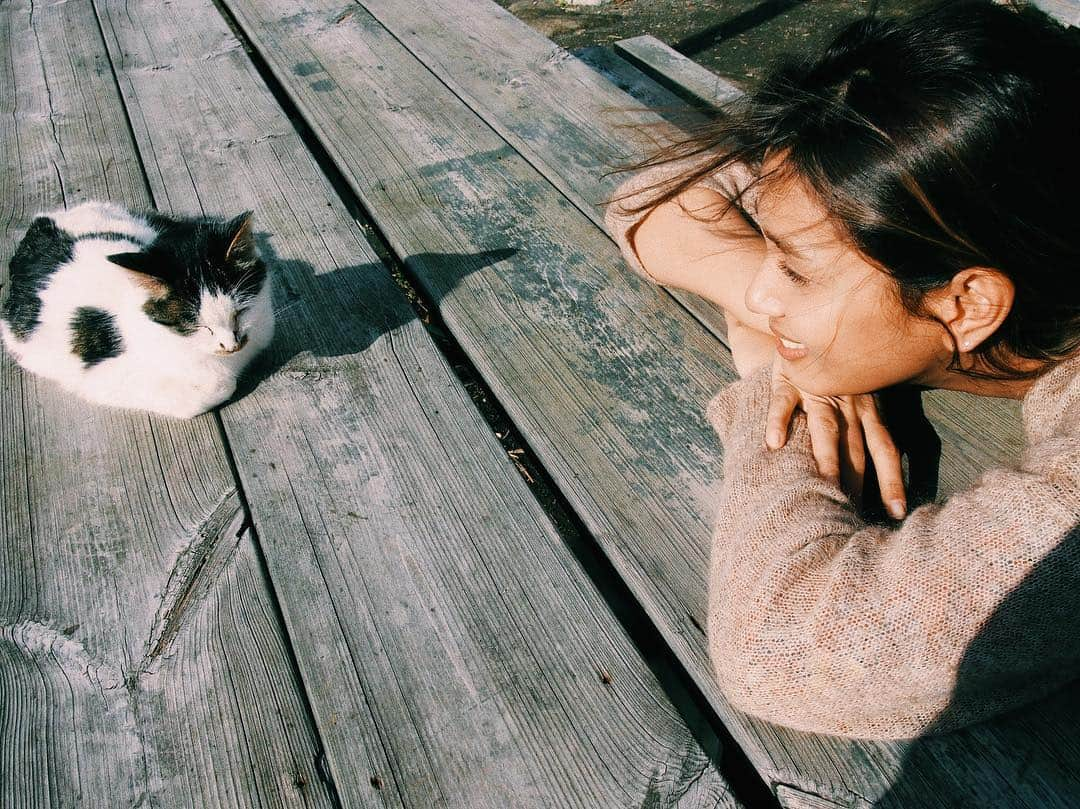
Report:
3,1,1080,807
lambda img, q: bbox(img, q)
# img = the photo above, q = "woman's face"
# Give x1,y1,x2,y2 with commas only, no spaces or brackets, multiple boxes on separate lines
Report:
743,163,950,396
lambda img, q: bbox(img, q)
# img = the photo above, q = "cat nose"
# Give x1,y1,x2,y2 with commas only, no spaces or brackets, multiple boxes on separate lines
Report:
218,333,249,354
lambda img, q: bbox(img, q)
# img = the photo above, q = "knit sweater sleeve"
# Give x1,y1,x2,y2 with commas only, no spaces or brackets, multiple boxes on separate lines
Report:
704,366,1080,739
603,154,759,283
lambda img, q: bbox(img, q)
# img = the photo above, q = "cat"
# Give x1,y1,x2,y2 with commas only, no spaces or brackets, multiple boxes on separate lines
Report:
0,200,275,419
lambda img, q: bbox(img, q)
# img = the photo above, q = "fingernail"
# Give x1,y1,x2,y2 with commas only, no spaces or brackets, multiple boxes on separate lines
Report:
888,500,906,519
766,430,779,449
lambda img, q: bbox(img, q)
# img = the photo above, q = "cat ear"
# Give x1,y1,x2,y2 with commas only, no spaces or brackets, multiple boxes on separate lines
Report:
224,211,257,266
107,251,154,274
107,252,169,296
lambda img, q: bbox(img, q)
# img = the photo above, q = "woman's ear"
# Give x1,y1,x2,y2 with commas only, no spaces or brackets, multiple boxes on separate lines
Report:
925,267,1015,355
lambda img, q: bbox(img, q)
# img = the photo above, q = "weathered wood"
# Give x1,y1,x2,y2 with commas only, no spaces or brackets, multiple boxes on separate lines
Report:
214,0,785,792
218,0,737,766
570,44,733,342
573,45,697,112
0,2,334,807
611,35,744,109
215,0,1080,807
91,0,743,806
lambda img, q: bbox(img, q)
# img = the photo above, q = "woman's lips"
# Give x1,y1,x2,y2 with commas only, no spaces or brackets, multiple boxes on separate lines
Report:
774,333,809,361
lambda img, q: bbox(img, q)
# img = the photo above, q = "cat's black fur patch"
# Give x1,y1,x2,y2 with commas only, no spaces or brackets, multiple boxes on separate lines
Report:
142,294,199,335
69,307,124,367
3,217,75,339
108,210,266,336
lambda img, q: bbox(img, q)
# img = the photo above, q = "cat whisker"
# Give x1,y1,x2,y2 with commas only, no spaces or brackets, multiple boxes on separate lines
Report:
271,298,304,317
230,267,259,292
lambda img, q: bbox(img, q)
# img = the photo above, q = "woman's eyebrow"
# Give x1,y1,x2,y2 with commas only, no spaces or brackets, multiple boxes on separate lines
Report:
760,227,806,259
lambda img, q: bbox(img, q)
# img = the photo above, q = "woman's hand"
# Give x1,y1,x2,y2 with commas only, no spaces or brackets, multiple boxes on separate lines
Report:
766,358,907,519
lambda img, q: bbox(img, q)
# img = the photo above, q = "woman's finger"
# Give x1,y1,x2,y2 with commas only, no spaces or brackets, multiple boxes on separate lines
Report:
858,397,907,519
766,374,801,450
837,399,866,507
804,399,842,484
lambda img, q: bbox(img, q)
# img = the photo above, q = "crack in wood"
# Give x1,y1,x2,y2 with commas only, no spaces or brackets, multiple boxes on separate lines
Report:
141,491,246,668
639,740,731,807
774,781,873,809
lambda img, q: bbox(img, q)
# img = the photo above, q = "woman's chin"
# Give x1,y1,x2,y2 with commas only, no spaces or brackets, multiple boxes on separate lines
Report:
782,368,882,398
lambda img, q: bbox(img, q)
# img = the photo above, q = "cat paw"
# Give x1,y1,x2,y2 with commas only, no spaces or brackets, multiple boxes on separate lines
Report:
206,378,238,407
152,379,237,419
156,400,215,420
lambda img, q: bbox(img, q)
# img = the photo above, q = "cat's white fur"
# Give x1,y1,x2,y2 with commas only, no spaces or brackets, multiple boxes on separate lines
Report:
0,201,275,419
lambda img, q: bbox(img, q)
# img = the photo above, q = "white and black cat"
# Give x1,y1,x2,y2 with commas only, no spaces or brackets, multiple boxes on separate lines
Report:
0,201,274,419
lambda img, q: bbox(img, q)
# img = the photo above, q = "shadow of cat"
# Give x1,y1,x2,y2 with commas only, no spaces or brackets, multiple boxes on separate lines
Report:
228,234,515,403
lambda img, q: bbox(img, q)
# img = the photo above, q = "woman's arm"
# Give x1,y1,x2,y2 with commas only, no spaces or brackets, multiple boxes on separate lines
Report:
705,366,1080,739
603,155,772,335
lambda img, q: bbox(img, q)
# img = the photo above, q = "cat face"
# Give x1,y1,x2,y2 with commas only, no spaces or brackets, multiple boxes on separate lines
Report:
108,211,268,356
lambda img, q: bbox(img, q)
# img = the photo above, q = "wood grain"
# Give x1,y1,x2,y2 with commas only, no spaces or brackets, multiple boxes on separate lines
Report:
0,2,334,807
90,0,743,805
346,0,1028,496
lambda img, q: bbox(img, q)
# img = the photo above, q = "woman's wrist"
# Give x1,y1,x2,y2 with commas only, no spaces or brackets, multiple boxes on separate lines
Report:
725,314,776,378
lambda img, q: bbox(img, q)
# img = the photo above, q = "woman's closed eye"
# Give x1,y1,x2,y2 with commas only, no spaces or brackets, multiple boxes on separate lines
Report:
778,258,810,286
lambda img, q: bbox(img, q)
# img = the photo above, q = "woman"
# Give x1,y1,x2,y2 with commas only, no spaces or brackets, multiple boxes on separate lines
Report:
604,0,1080,738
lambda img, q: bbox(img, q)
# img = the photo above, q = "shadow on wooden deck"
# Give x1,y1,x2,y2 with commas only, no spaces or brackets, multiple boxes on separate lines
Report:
230,235,515,403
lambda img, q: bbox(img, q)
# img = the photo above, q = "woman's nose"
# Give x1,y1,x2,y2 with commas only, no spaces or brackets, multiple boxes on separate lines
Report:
744,265,785,317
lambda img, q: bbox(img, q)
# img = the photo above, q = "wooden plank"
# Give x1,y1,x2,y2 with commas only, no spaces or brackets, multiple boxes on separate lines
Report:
209,0,797,796
570,44,732,341
612,35,744,109
213,1,1080,807
90,0,745,806
573,45,697,113
0,2,335,807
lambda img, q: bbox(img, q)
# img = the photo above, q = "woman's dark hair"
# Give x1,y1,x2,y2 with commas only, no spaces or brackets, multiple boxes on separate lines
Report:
608,0,1080,380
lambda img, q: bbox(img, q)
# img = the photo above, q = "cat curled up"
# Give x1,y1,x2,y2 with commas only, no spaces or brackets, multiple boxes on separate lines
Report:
0,201,275,419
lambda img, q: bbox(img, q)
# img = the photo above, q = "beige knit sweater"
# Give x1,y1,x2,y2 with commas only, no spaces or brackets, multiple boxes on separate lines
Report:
605,157,1080,739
